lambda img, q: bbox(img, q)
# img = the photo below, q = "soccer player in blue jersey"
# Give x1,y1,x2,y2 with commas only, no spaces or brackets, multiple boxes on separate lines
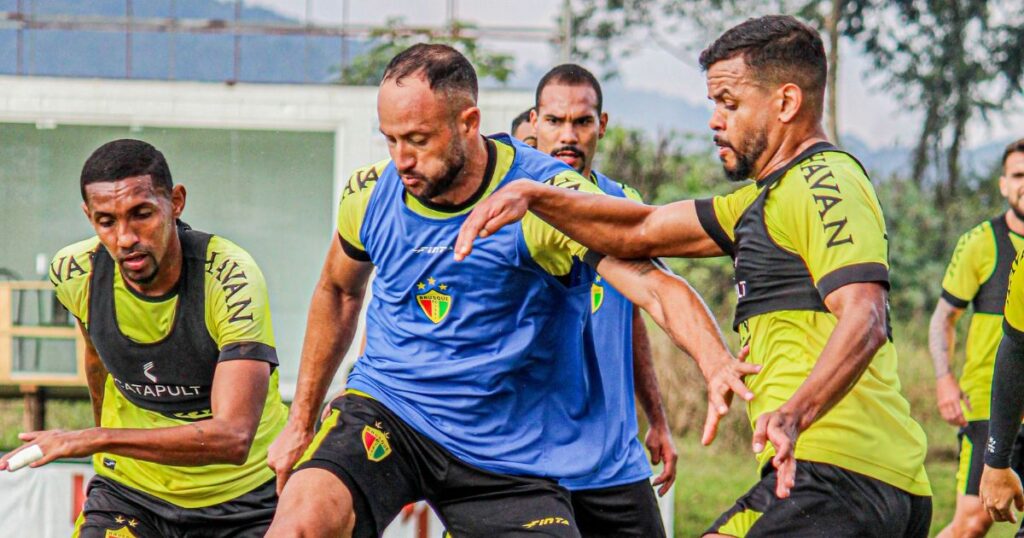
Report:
532,63,673,537
265,44,757,537
511,107,537,148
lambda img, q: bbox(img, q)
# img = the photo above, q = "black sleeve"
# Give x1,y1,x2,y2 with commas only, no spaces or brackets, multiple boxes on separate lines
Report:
694,198,734,257
941,289,971,309
337,232,371,262
985,322,1024,468
583,250,606,269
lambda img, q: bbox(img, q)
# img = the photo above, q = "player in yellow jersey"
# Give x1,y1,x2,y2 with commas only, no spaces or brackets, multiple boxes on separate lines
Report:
0,139,287,537
456,15,931,536
932,139,1024,537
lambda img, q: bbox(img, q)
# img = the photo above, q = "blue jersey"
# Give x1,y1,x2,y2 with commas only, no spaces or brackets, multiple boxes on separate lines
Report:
561,171,652,491
343,135,610,479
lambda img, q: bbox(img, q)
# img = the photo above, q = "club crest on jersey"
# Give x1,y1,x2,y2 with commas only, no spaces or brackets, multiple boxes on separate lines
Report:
362,422,391,462
591,276,605,313
415,277,451,324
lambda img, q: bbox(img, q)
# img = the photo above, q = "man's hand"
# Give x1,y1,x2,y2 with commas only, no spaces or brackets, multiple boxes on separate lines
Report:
700,346,759,446
645,422,678,496
267,422,314,494
936,373,970,427
455,180,534,261
751,410,801,499
0,429,95,470
981,465,1024,523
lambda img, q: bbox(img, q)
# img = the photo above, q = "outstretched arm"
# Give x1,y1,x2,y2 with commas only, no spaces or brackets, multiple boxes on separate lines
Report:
0,359,271,469
594,257,758,447
78,324,107,427
267,236,374,492
455,180,723,261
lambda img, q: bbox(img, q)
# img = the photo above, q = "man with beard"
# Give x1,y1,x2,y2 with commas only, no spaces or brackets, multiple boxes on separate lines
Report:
531,63,673,537
456,15,932,536
932,139,1024,537
0,139,288,537
511,107,537,147
264,43,756,537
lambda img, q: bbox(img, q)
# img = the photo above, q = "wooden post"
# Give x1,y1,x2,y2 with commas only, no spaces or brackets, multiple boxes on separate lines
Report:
22,385,45,432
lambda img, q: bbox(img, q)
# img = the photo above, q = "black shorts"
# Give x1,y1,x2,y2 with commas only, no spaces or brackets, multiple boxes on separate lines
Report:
73,475,276,538
296,393,579,537
957,420,1024,495
570,479,665,538
705,460,931,538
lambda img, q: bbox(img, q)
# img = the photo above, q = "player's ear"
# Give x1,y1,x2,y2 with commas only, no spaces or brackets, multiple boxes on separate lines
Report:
170,184,187,219
598,111,609,139
529,108,538,127
459,106,481,136
1000,174,1010,198
777,83,802,124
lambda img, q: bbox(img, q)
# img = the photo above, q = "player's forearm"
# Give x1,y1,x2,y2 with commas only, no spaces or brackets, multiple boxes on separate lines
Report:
928,301,960,379
84,351,107,428
516,180,658,258
780,299,887,431
608,262,734,374
985,332,1024,468
289,280,364,431
89,417,260,466
631,309,668,429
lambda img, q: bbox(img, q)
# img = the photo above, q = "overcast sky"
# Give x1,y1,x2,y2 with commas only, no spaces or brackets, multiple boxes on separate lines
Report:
247,0,1022,150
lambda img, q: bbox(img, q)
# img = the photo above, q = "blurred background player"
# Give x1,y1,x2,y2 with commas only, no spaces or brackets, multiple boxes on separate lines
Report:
0,139,287,537
532,62,673,537
980,147,1024,531
511,107,537,147
456,15,932,537
932,138,1024,538
264,44,753,537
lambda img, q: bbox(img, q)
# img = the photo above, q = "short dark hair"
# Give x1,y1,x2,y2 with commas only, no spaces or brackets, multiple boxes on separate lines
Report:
699,15,827,116
535,64,603,113
511,108,534,132
1003,138,1024,168
80,139,173,201
382,43,478,105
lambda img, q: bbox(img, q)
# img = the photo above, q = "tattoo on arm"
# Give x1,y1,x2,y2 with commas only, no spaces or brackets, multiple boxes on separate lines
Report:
928,299,963,378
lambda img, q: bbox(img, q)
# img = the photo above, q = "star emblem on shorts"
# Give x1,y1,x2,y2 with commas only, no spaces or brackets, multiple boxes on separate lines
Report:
375,421,390,438
128,519,139,528
114,515,125,524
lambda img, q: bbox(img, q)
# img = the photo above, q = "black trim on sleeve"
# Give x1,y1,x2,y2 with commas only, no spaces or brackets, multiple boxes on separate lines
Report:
583,250,607,269
218,341,279,365
694,198,734,257
985,322,1024,468
338,233,371,262
816,262,890,299
940,289,971,309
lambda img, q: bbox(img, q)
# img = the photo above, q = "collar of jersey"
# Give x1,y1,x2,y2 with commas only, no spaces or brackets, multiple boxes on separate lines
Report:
756,141,836,189
403,137,514,220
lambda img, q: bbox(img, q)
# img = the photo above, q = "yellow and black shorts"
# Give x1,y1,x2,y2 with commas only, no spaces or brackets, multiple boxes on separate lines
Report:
72,475,276,538
957,420,1024,495
705,460,931,537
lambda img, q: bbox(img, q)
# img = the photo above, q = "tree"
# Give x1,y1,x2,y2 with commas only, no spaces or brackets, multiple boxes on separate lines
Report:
335,18,514,86
562,1,874,145
860,0,1024,199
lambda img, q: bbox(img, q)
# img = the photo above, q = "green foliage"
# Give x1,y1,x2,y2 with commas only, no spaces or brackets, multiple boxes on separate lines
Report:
860,0,1024,196
335,18,514,86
